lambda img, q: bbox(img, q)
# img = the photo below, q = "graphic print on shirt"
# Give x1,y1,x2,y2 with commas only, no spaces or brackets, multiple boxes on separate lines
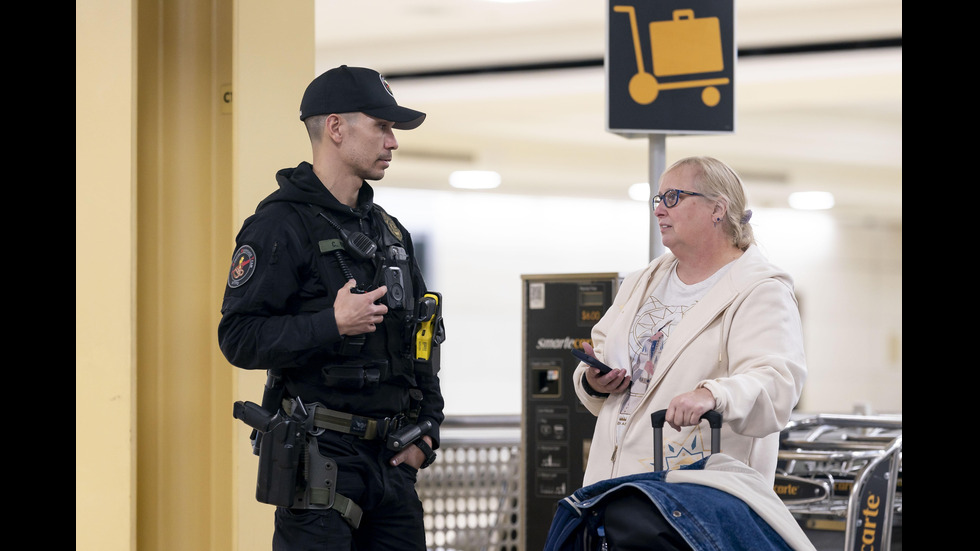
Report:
616,293,701,465
644,425,711,471
616,295,689,441
628,295,694,361
619,324,667,418
621,263,734,472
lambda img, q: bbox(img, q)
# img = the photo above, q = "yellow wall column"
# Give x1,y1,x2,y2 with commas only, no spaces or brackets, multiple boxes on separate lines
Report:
136,0,312,549
76,1,138,549
230,2,314,549
135,0,236,549
78,1,312,550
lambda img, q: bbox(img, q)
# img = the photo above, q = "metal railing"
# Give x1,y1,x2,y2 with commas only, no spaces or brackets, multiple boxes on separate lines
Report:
418,415,522,551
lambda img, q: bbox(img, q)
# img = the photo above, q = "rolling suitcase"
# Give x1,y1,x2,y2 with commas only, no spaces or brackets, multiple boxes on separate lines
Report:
543,410,812,551
602,410,722,550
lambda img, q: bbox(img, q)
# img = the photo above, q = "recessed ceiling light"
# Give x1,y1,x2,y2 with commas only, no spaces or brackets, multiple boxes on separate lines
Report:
788,191,835,210
449,170,501,190
628,182,650,201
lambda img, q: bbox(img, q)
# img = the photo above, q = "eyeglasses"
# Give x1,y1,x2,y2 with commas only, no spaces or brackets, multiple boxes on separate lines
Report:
651,189,707,209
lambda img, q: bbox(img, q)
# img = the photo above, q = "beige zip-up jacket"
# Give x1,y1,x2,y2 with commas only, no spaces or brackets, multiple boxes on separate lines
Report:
574,244,806,487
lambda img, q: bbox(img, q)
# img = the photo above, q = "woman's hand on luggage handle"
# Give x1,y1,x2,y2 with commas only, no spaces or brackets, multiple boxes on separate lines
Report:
665,388,717,431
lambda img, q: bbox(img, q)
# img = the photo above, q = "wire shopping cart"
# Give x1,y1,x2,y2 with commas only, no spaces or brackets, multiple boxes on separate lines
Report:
775,414,902,551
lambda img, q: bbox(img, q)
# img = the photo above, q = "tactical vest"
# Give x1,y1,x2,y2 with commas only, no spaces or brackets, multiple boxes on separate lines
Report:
291,202,429,388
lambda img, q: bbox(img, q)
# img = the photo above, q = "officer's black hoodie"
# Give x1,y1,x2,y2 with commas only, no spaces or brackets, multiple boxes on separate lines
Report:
219,161,444,441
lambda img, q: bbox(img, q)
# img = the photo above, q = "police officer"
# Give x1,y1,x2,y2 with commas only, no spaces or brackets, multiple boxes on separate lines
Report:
219,65,445,551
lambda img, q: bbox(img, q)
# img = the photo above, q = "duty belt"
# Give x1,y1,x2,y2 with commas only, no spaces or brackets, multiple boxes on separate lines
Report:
283,398,406,441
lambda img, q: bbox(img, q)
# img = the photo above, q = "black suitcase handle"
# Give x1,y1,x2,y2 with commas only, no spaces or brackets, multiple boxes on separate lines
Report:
650,409,722,471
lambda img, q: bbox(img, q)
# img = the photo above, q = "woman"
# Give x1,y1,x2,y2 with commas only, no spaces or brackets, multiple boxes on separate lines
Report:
573,156,806,488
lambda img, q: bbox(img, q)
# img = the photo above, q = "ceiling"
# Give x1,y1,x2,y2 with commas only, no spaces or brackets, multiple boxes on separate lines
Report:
314,0,902,223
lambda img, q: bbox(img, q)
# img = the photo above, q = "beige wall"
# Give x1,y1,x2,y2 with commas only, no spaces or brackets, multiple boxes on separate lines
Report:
77,0,138,548
230,3,314,550
76,1,312,549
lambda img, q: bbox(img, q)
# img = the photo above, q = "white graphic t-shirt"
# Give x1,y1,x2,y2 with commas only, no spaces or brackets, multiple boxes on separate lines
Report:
614,261,734,466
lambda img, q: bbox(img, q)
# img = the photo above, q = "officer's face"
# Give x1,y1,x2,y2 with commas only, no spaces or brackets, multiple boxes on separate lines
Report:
343,113,399,181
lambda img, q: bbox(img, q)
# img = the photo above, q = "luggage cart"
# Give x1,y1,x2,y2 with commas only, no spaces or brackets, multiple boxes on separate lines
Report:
775,414,903,551
613,6,730,106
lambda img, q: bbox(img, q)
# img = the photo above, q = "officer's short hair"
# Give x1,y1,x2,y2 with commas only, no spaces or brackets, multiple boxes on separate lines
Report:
304,114,327,142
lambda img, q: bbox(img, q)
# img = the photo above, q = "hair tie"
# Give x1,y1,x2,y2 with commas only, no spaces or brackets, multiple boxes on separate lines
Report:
740,210,753,224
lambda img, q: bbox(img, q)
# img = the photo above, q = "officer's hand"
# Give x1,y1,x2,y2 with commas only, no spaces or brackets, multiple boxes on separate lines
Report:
390,435,432,469
334,279,388,336
581,342,630,394
665,387,717,431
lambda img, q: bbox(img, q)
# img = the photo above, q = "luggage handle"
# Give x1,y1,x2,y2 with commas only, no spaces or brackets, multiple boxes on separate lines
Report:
651,409,722,471
673,9,695,21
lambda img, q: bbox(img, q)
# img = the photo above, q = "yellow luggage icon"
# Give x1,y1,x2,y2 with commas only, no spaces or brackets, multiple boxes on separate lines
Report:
614,6,730,107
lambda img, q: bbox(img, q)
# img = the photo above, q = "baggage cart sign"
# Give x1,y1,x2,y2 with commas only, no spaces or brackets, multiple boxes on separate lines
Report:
607,1,735,135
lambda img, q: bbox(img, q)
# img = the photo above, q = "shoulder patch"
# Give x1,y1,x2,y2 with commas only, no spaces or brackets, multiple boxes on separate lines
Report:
228,245,257,288
378,209,403,241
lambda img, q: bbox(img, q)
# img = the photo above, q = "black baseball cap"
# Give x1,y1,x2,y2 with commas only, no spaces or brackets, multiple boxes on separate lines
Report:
299,65,426,130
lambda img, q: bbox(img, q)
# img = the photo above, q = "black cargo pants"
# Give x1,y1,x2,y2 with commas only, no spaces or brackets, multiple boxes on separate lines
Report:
272,430,425,551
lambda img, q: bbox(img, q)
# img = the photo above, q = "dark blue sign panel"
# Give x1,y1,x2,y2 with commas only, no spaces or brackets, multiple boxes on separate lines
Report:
607,0,735,135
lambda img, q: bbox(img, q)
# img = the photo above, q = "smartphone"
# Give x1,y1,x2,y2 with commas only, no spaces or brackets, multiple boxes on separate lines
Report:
571,348,613,375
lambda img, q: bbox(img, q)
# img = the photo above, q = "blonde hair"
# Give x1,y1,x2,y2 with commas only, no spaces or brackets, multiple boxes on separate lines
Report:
664,156,755,250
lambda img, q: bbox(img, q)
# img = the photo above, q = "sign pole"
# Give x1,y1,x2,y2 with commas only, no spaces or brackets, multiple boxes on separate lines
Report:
606,0,735,260
648,134,666,261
